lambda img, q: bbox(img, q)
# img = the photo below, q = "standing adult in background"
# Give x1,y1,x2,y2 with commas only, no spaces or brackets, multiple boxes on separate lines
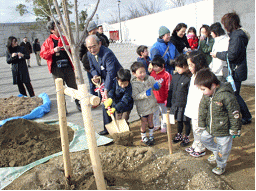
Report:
6,36,35,97
150,26,179,75
198,25,214,65
33,38,42,66
79,21,108,105
86,35,123,135
97,24,110,47
20,37,32,67
209,22,229,82
170,23,191,54
40,20,81,111
211,12,252,125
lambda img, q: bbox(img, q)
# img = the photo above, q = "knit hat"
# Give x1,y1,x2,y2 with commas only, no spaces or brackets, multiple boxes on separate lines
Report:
159,26,170,37
87,21,97,32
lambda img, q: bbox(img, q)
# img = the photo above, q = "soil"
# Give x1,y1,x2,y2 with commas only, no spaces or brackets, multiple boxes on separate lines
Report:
3,85,255,190
0,96,43,120
0,119,74,167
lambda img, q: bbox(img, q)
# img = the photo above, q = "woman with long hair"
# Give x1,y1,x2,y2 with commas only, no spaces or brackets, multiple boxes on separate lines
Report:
6,36,35,97
211,12,252,125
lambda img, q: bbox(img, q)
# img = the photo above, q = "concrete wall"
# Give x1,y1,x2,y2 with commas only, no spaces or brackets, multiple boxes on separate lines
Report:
213,0,255,50
105,0,214,46
0,22,49,57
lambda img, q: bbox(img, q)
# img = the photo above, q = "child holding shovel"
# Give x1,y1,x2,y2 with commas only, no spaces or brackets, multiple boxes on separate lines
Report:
130,61,161,146
104,68,134,123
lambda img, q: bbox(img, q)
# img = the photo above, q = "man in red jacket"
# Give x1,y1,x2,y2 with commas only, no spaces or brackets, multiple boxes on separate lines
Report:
40,20,81,111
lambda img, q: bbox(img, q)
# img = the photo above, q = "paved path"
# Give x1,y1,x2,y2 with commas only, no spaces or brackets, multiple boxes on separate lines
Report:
0,43,254,133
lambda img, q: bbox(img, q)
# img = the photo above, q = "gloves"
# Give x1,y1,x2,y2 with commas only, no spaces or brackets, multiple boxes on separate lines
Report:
107,107,116,116
153,82,160,90
229,129,241,138
146,88,152,96
104,98,113,109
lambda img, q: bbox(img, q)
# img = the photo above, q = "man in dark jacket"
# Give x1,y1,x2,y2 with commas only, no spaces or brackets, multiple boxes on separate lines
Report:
97,24,110,47
20,37,32,67
33,38,41,66
86,34,123,135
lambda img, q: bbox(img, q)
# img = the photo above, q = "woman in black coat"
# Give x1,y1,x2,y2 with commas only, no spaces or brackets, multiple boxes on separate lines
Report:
170,23,190,54
6,36,35,97
211,12,252,125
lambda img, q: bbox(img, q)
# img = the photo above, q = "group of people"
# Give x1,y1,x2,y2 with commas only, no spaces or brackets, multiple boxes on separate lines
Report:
5,12,251,176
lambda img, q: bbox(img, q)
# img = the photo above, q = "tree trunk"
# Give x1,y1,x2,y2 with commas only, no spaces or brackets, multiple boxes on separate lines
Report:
70,45,84,85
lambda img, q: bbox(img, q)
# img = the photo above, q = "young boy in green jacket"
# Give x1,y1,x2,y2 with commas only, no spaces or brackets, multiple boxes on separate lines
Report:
195,68,242,175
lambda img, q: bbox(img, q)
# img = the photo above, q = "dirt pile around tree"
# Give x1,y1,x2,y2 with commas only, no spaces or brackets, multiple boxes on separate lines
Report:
0,96,43,120
0,118,74,167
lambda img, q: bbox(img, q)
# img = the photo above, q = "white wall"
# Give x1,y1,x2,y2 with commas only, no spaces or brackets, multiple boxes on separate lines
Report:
105,0,214,46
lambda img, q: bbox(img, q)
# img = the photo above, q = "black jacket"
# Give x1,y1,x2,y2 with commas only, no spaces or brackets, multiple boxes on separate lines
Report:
33,42,41,53
6,46,31,84
216,29,249,82
167,71,191,108
20,41,32,54
98,33,110,47
170,33,190,54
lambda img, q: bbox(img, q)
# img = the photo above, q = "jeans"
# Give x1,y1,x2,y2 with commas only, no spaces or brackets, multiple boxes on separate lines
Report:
234,81,252,120
201,130,233,168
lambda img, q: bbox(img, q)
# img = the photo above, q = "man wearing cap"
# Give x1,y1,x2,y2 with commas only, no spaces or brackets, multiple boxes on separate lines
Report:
97,24,110,47
79,21,107,102
86,34,123,135
150,26,179,75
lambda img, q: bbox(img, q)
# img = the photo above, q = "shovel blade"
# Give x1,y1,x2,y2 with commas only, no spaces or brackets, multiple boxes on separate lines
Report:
105,119,130,135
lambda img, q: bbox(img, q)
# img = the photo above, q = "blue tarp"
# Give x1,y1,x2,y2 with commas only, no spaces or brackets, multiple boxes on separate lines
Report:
0,93,51,127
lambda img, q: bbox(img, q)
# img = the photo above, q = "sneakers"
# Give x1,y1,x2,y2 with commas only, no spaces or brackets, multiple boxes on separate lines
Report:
212,167,225,175
208,154,217,163
185,147,194,153
148,136,155,145
180,135,189,146
190,151,206,158
141,136,154,146
173,133,183,143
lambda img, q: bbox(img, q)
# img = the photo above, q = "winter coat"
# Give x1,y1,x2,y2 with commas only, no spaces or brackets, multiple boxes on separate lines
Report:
150,38,179,74
20,41,32,54
150,68,172,103
137,56,151,75
198,82,242,137
184,74,203,119
33,42,41,53
131,75,159,117
108,78,134,113
170,33,190,54
216,28,249,82
98,32,110,47
87,45,122,91
198,36,214,65
167,71,191,108
209,35,229,76
6,46,31,84
40,34,74,73
187,33,198,50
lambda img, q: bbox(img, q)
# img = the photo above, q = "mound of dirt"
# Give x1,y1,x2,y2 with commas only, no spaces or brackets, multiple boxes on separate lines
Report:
0,119,74,167
0,96,43,120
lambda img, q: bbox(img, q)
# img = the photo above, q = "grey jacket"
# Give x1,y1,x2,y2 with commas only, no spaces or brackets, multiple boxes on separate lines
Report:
198,82,242,137
131,75,160,117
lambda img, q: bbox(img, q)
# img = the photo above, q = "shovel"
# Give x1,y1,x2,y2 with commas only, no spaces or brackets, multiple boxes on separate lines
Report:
105,106,130,135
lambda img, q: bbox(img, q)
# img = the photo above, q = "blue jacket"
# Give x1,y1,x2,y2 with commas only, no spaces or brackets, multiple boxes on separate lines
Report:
108,78,134,113
150,38,179,74
137,56,151,75
88,45,123,91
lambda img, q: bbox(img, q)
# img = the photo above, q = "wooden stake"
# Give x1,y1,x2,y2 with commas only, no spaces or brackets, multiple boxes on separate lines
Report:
55,78,72,179
79,84,106,190
165,111,173,154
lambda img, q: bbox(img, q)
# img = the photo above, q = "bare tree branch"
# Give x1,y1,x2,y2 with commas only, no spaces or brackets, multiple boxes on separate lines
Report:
74,0,79,44
78,0,100,47
62,0,73,44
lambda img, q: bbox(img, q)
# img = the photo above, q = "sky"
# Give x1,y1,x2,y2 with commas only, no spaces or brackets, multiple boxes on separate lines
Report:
0,0,201,24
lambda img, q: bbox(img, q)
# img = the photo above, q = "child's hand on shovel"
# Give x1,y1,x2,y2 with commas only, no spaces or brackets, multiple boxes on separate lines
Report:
104,98,113,109
107,107,116,116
